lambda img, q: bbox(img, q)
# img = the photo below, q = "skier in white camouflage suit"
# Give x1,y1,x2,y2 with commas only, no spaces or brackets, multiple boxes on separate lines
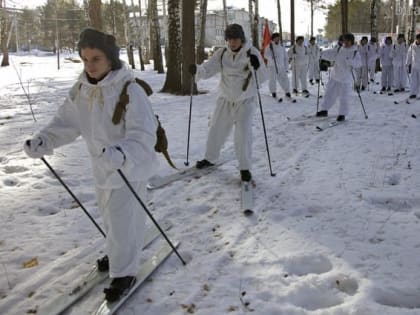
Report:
288,36,310,96
316,33,361,121
367,37,379,83
406,33,420,99
23,28,158,302
307,36,321,85
264,32,292,101
189,23,267,182
391,33,408,93
380,36,394,93
355,36,369,91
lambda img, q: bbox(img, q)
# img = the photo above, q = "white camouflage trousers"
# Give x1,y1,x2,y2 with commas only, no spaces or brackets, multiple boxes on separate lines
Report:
96,181,146,278
308,61,320,81
291,64,308,91
205,97,255,170
410,68,420,96
381,65,393,88
268,66,291,95
320,78,352,116
393,65,408,90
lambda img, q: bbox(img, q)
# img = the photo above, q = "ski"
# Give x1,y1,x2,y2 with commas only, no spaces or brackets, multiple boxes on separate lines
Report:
37,221,172,315
92,241,179,315
147,159,230,190
287,114,330,124
316,120,346,131
241,181,255,216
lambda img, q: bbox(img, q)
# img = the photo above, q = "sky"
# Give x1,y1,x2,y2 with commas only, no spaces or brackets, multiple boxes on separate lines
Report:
16,0,328,36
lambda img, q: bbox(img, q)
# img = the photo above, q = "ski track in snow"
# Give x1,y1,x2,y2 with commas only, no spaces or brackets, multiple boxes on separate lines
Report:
1,54,420,315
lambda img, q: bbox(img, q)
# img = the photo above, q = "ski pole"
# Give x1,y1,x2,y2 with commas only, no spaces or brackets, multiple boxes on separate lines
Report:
316,60,322,113
41,157,106,238
118,170,186,265
253,69,276,177
350,66,368,119
184,74,194,166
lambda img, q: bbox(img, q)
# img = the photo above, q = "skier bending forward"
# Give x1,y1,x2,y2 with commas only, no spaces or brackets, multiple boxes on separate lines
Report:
23,28,158,302
316,33,361,121
189,23,267,182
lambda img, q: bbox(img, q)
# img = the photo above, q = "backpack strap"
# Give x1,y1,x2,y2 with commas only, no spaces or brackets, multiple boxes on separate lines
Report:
220,47,227,70
242,48,253,91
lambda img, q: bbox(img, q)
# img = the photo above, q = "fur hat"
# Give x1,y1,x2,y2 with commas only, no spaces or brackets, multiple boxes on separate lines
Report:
296,36,304,42
397,34,405,40
225,24,246,42
77,28,122,70
361,36,368,42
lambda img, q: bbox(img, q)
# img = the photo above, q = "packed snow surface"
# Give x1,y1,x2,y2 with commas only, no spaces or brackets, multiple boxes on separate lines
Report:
1,52,420,315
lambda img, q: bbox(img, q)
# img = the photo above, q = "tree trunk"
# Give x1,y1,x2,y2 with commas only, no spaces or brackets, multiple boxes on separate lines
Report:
182,0,196,95
0,0,10,67
310,0,314,37
222,0,228,27
404,0,409,38
341,0,348,34
276,0,283,41
130,0,144,70
249,0,254,43
370,0,377,40
122,0,135,69
150,0,164,73
410,0,417,43
253,0,259,49
161,0,182,93
88,0,102,30
110,0,116,35
197,0,208,64
291,0,295,43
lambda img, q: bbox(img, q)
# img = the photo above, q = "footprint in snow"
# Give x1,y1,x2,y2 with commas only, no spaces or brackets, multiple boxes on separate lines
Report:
3,165,29,174
283,254,333,276
3,177,20,187
373,287,420,309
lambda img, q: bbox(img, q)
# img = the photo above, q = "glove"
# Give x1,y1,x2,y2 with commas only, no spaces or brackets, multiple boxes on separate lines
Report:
189,64,197,75
249,54,260,70
23,136,50,158
99,146,126,171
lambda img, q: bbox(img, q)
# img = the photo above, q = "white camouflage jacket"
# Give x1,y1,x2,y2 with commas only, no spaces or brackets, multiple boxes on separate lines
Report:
35,64,158,189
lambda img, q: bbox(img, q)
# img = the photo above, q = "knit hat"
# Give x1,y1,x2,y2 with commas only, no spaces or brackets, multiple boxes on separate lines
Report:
271,32,280,41
77,28,122,70
342,33,355,45
397,34,405,40
225,24,246,42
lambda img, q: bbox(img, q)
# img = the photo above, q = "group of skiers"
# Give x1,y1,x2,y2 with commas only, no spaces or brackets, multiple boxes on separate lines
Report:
22,24,420,303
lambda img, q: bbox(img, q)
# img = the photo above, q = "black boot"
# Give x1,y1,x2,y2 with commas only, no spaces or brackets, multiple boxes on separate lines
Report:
285,92,292,98
240,170,252,182
104,276,136,302
293,88,298,94
337,115,345,122
271,92,277,98
302,89,310,95
97,255,109,272
409,94,417,99
196,159,214,169
316,79,320,84
316,110,328,117
309,79,314,85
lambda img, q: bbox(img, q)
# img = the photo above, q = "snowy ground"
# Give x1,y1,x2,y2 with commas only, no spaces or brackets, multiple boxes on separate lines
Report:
1,52,420,315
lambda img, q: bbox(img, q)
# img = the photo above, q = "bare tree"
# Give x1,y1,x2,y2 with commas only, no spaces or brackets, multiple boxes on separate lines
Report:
182,0,196,95
253,0,259,48
410,0,417,43
249,0,254,43
197,0,208,64
0,0,9,67
161,0,182,93
149,0,164,73
88,0,102,30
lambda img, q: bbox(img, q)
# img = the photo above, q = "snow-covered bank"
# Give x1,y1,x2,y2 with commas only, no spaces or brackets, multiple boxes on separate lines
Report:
1,53,420,314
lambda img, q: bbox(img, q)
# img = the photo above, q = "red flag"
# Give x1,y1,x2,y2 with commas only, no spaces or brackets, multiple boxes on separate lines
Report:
261,20,271,64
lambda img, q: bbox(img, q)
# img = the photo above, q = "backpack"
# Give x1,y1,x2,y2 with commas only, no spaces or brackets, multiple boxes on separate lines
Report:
112,78,177,170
